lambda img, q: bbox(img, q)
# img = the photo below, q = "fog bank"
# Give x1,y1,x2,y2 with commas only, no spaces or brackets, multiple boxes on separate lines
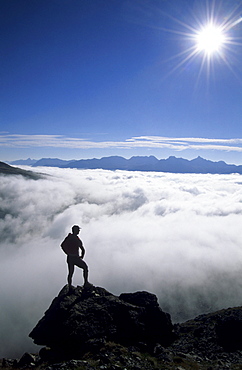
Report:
1,167,242,358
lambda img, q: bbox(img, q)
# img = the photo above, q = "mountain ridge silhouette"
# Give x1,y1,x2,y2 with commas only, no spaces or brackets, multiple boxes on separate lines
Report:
11,155,242,174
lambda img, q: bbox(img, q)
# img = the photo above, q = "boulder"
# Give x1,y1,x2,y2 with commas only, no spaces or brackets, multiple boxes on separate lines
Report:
215,309,242,351
29,285,174,358
17,352,36,367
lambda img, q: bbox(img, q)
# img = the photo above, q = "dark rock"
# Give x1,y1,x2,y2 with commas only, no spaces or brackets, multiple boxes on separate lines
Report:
119,291,174,346
216,314,242,351
17,352,36,367
119,291,159,307
5,300,242,369
29,285,174,359
171,305,242,362
0,161,41,179
1,358,16,368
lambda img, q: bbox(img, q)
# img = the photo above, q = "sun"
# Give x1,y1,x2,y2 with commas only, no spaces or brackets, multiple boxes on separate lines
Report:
195,23,226,56
163,1,242,79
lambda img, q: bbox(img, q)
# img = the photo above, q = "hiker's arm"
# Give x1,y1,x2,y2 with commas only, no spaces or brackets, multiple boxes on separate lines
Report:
80,241,85,258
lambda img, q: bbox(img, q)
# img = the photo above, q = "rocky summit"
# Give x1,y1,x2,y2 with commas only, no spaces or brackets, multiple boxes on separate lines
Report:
2,286,242,369
29,285,174,360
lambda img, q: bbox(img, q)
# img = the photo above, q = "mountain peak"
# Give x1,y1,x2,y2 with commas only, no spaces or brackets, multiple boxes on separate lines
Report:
192,156,209,162
29,285,174,358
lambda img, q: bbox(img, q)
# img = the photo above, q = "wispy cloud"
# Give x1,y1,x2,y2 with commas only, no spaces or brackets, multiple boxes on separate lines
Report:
1,133,242,152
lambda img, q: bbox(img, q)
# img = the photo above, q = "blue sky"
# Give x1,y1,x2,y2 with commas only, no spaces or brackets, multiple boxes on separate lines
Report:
1,0,242,164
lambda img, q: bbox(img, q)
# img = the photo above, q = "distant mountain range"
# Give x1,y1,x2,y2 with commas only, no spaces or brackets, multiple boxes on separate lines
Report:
10,158,38,166
9,155,242,174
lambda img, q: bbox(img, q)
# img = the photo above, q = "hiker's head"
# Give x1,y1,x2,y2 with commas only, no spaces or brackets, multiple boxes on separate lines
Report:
72,225,81,235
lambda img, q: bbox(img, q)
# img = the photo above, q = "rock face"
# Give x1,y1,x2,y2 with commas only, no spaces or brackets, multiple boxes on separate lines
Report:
28,285,242,367
0,161,41,179
29,285,174,358
172,305,242,360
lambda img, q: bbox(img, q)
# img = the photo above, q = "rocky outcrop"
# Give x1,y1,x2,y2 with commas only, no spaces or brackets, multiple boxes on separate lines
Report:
29,285,174,359
0,161,41,179
3,290,242,368
170,305,242,367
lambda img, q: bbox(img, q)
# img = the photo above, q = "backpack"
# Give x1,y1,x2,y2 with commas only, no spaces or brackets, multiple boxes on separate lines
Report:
61,234,73,255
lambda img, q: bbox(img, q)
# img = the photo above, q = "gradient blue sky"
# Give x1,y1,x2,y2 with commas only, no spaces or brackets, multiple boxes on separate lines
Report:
1,0,242,164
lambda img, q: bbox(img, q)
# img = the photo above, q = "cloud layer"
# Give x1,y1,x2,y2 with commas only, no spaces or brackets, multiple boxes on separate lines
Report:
1,133,242,152
1,167,242,357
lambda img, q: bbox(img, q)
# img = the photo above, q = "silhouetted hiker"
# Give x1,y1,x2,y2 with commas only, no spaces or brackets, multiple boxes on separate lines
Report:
61,225,91,289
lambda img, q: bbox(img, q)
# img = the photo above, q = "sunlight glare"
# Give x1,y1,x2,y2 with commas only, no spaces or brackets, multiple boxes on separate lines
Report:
196,24,226,55
163,2,242,81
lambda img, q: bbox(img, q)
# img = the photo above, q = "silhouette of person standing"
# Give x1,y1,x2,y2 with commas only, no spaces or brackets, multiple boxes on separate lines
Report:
61,225,90,289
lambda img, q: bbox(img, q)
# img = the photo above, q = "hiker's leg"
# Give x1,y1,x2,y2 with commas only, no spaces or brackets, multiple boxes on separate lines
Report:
74,258,89,285
83,263,88,284
67,257,75,287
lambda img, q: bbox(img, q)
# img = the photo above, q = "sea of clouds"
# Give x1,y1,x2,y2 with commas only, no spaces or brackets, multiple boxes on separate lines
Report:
1,166,242,358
